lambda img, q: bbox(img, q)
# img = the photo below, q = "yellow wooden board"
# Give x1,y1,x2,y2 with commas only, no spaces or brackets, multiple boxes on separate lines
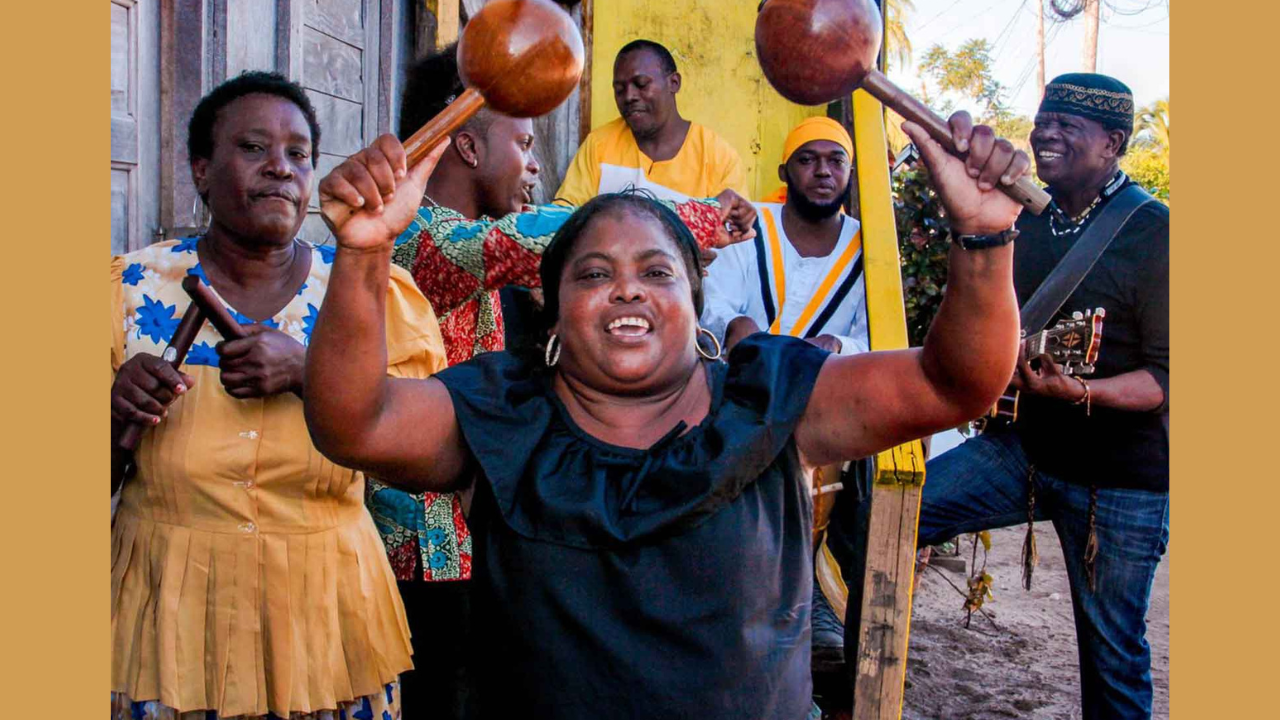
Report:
850,87,924,720
589,0,823,200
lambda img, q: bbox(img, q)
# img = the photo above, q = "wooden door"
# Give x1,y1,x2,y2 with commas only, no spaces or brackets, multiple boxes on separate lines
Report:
110,0,160,254
281,0,390,244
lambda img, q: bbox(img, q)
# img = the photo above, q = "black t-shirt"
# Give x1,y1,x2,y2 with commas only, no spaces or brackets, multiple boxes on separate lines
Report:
435,335,830,719
1010,178,1170,492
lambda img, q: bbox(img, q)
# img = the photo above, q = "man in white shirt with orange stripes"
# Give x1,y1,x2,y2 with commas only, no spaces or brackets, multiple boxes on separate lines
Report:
702,117,868,357
701,117,868,672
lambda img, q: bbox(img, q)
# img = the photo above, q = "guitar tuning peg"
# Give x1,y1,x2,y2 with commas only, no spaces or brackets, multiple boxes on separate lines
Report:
1095,308,1106,318
1080,364,1095,374
1071,311,1084,320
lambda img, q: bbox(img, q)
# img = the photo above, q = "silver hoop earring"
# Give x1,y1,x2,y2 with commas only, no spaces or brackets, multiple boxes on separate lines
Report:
191,196,210,235
696,326,723,361
545,334,562,367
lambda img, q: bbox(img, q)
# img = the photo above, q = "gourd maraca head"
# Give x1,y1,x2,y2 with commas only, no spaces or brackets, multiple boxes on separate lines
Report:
755,0,883,106
459,0,586,117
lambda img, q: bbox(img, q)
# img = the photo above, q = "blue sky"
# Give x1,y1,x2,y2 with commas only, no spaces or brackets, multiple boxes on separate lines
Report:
886,0,1170,116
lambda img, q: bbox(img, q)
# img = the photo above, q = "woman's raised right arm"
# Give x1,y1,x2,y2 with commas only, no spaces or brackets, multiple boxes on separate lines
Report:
304,136,471,492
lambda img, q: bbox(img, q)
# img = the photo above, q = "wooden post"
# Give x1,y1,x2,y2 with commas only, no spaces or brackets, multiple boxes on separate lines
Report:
430,0,461,48
578,0,593,142
418,0,461,56
849,85,927,720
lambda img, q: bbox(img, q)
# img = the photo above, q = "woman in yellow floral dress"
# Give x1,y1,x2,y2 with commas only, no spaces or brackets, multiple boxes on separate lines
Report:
109,71,447,720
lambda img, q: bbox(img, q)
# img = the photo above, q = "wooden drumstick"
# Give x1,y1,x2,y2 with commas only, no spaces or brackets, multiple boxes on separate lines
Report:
182,275,248,342
755,0,1050,215
116,276,248,451
116,300,205,451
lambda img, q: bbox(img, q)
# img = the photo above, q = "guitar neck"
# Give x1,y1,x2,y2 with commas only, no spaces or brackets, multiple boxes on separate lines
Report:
1022,330,1048,357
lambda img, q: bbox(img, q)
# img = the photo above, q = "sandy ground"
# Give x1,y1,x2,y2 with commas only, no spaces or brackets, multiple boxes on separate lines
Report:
901,523,1170,720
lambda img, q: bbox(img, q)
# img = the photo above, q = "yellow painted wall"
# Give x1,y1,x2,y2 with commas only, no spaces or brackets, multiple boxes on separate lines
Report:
589,0,826,201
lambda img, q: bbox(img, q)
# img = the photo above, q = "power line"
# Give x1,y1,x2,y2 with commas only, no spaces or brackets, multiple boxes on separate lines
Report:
914,0,965,32
991,0,1031,61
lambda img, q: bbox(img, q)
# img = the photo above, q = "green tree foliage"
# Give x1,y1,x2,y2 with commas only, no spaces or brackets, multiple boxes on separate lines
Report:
919,39,1005,117
884,0,916,73
1120,147,1168,203
896,39,1038,345
1122,97,1170,203
893,164,951,347
1135,98,1169,152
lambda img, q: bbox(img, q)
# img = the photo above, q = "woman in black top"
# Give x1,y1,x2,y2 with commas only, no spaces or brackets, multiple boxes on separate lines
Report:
303,116,1028,719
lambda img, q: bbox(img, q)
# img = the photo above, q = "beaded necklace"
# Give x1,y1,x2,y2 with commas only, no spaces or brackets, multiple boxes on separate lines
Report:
1048,171,1128,238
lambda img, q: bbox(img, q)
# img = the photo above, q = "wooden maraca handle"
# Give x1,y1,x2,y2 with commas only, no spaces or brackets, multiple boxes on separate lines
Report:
320,88,486,231
403,87,487,168
862,70,1050,216
117,300,205,451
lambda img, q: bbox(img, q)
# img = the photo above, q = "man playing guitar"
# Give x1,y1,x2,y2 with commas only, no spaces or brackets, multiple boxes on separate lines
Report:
913,74,1169,720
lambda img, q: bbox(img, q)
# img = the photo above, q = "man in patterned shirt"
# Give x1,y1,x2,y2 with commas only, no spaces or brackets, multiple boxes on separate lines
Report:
373,45,759,719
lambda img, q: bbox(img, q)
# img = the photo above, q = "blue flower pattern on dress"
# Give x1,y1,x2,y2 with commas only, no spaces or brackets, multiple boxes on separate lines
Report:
302,303,320,344
187,341,220,368
122,263,145,286
135,295,181,344
229,308,280,330
114,244,405,720
429,550,448,569
426,528,447,545
113,685,395,718
297,281,308,296
317,243,337,264
187,262,210,286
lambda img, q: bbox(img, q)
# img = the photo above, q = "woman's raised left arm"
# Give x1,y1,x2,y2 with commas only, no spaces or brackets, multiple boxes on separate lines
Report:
795,114,1026,465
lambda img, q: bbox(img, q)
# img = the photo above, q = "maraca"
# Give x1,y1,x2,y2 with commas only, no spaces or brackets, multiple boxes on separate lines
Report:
401,0,585,167
755,0,1049,214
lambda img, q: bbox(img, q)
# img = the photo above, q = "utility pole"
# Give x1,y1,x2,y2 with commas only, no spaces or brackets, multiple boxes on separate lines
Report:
1082,0,1099,71
1037,0,1046,97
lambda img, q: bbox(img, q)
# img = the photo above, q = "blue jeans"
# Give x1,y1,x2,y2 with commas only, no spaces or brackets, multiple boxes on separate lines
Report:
918,431,1169,720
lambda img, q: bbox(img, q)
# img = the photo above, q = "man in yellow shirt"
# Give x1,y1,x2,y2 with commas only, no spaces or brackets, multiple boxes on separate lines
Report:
557,39,749,204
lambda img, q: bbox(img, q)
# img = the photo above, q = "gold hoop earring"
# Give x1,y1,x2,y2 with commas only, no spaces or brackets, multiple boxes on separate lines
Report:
696,326,723,361
545,334,562,367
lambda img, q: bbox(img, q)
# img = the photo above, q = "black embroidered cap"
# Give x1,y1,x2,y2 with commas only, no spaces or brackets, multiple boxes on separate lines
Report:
1039,72,1134,133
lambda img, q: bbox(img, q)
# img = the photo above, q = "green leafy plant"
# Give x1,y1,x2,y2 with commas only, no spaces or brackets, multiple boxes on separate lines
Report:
893,163,951,348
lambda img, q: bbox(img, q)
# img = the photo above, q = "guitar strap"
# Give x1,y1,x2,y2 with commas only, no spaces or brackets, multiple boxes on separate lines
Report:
1019,183,1156,334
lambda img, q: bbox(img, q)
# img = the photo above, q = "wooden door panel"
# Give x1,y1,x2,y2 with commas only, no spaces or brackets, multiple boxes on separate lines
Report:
308,90,366,157
226,0,278,76
111,167,131,255
111,0,139,253
303,28,365,102
307,0,365,46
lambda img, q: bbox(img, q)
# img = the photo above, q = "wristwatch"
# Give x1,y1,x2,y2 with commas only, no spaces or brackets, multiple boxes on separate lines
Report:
948,227,1020,250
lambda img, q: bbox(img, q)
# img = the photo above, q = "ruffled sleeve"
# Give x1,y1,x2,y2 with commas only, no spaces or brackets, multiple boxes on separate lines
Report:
111,255,126,373
384,263,447,378
435,334,829,549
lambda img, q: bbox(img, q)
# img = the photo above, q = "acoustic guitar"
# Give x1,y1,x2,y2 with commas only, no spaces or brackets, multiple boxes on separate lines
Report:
971,308,1105,433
